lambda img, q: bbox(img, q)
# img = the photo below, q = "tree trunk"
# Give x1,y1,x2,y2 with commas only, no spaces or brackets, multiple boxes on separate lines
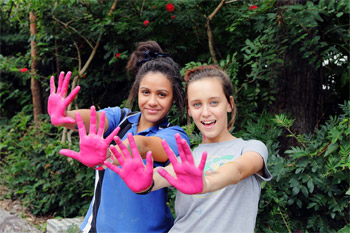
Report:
273,0,324,152
274,45,323,135
30,11,43,122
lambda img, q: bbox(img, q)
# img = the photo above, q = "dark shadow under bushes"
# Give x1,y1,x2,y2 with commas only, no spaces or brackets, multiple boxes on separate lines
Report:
0,106,94,217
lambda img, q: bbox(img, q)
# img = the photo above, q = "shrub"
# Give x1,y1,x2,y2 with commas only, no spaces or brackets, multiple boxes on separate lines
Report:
256,101,350,232
0,106,94,217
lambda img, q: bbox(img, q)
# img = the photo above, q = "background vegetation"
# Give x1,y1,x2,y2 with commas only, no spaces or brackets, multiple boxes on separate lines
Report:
0,0,349,232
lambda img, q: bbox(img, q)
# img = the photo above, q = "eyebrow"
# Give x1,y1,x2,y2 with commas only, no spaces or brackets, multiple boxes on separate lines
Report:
140,87,170,93
189,96,220,101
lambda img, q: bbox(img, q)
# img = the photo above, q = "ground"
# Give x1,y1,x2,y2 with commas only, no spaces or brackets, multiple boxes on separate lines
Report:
0,185,48,232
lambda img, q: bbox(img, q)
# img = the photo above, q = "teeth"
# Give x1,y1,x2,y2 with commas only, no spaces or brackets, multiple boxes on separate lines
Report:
203,121,215,125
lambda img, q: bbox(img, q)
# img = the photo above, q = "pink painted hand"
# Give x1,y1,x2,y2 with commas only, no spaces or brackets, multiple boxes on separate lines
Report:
48,71,80,125
59,106,120,169
158,133,207,194
104,133,154,193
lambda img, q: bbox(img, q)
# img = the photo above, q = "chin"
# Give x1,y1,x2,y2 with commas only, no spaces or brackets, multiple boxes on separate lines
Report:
146,115,164,123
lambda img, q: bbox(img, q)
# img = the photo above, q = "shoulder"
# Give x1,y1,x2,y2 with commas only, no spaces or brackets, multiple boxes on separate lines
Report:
154,125,190,146
241,139,268,160
101,107,132,119
244,139,266,148
101,106,131,135
155,125,189,138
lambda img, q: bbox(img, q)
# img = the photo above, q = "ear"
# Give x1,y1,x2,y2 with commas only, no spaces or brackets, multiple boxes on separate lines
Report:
227,96,234,113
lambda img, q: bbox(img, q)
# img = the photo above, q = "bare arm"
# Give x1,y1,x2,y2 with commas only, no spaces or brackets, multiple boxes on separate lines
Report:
151,166,174,190
48,71,109,132
132,136,169,162
64,109,109,133
202,151,264,193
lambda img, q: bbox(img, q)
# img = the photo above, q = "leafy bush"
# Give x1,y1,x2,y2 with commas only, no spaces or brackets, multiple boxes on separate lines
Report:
0,106,94,217
256,101,350,232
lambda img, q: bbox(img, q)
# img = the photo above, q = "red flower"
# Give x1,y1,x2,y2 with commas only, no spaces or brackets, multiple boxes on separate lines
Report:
152,6,157,9
171,15,175,19
144,20,150,26
166,3,175,12
116,53,121,58
249,5,258,11
81,74,86,79
19,68,28,73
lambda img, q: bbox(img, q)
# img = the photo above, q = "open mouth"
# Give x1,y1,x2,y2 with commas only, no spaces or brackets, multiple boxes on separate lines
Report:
201,120,216,127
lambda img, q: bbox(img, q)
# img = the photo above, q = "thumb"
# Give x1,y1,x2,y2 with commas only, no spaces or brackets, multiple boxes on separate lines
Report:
158,168,177,187
104,161,122,176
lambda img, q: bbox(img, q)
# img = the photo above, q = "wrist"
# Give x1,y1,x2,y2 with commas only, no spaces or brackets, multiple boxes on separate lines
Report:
137,179,154,195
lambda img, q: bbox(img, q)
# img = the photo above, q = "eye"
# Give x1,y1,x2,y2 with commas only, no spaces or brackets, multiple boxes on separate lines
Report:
158,92,167,98
210,100,219,106
193,102,201,108
141,90,150,95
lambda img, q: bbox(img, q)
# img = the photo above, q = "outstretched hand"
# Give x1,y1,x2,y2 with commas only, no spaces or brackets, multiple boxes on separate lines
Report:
158,133,207,194
104,133,154,193
48,71,80,125
60,106,120,169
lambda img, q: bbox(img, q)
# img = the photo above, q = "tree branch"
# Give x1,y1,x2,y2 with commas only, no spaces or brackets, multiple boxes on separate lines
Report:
52,15,94,49
208,0,226,21
60,0,118,143
206,0,226,64
108,0,118,15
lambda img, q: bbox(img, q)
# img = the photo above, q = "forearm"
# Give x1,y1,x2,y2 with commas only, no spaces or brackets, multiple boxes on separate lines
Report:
153,166,174,190
61,109,109,132
132,136,169,162
138,166,173,193
202,151,264,193
202,162,241,193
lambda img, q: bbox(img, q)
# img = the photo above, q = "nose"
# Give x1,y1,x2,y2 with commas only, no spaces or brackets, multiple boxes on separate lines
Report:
148,94,158,106
202,104,211,117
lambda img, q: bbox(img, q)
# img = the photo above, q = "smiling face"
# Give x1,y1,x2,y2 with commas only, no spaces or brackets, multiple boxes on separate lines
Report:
187,77,234,143
138,71,173,130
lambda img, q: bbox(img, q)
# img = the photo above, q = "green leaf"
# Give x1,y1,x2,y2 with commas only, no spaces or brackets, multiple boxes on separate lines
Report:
307,180,314,193
325,143,339,157
336,12,344,17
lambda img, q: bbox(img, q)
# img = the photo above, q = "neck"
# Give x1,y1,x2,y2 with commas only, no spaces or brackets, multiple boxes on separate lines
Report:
137,115,165,133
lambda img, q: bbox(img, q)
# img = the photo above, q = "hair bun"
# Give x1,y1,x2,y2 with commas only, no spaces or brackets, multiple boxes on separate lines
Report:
136,51,170,67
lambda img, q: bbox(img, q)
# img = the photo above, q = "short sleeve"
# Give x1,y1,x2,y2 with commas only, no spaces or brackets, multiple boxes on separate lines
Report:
243,140,272,181
153,126,190,157
100,106,129,137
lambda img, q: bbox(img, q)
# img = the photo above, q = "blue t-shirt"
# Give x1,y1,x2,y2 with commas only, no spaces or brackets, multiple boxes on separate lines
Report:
81,106,190,233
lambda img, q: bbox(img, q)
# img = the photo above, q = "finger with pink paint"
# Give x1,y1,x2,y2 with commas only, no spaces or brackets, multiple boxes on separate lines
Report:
104,133,154,193
59,106,120,168
158,134,207,194
48,71,80,125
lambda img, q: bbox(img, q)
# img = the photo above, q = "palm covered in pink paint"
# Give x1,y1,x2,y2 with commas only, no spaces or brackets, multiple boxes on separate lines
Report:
104,133,154,193
158,133,207,194
48,71,80,125
60,106,120,169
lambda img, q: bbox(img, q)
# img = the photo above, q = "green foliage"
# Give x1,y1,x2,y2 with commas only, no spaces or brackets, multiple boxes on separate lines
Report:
256,101,350,232
0,55,32,118
0,0,349,231
0,108,94,217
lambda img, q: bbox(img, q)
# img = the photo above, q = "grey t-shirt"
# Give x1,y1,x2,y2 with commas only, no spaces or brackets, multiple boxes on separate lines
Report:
170,138,272,233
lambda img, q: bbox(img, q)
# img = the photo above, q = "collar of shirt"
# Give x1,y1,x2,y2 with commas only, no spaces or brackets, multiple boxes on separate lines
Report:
127,112,170,135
